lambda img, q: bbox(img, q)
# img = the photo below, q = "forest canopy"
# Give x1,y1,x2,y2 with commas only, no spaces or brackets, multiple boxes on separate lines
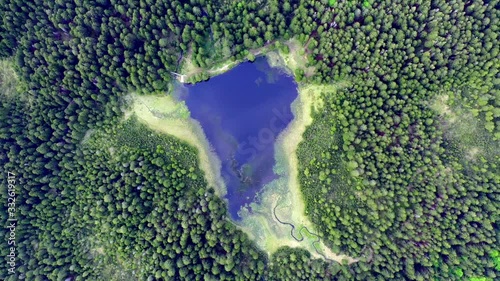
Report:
1,0,499,280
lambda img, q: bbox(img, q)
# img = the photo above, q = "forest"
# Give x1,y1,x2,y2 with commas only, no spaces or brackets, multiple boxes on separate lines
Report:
0,0,499,280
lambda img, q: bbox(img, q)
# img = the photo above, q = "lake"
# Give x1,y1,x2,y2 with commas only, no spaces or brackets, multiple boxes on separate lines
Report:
180,57,298,219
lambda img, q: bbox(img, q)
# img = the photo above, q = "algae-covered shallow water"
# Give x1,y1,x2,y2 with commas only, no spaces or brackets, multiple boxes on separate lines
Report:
179,57,298,219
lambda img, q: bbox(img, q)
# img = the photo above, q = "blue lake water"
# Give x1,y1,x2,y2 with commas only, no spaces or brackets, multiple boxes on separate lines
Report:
179,57,298,219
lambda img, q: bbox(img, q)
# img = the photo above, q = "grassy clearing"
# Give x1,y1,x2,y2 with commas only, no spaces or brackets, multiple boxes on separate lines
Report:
432,94,457,124
125,93,227,196
266,39,316,78
0,59,28,102
238,79,357,264
179,52,202,78
0,59,19,96
84,234,142,281
432,93,500,166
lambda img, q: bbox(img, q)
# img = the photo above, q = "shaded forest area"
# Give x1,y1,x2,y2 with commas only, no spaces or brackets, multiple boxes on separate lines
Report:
1,0,499,280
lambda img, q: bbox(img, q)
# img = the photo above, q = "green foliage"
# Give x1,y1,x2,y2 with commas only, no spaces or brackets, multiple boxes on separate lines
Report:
491,250,500,271
76,120,267,280
453,267,464,277
265,247,339,280
1,0,499,280
1,96,267,279
0,59,26,101
247,53,256,62
450,85,500,141
292,0,500,280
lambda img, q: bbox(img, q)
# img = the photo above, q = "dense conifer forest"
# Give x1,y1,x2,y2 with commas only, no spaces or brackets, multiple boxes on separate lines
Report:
0,0,499,280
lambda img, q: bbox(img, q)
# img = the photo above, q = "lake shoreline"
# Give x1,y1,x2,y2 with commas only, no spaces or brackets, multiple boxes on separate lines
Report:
129,40,356,263
175,39,302,84
127,94,227,197
181,57,298,218
237,80,357,263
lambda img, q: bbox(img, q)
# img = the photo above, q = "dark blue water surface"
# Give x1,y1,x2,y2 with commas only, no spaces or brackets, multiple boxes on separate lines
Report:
180,57,298,219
